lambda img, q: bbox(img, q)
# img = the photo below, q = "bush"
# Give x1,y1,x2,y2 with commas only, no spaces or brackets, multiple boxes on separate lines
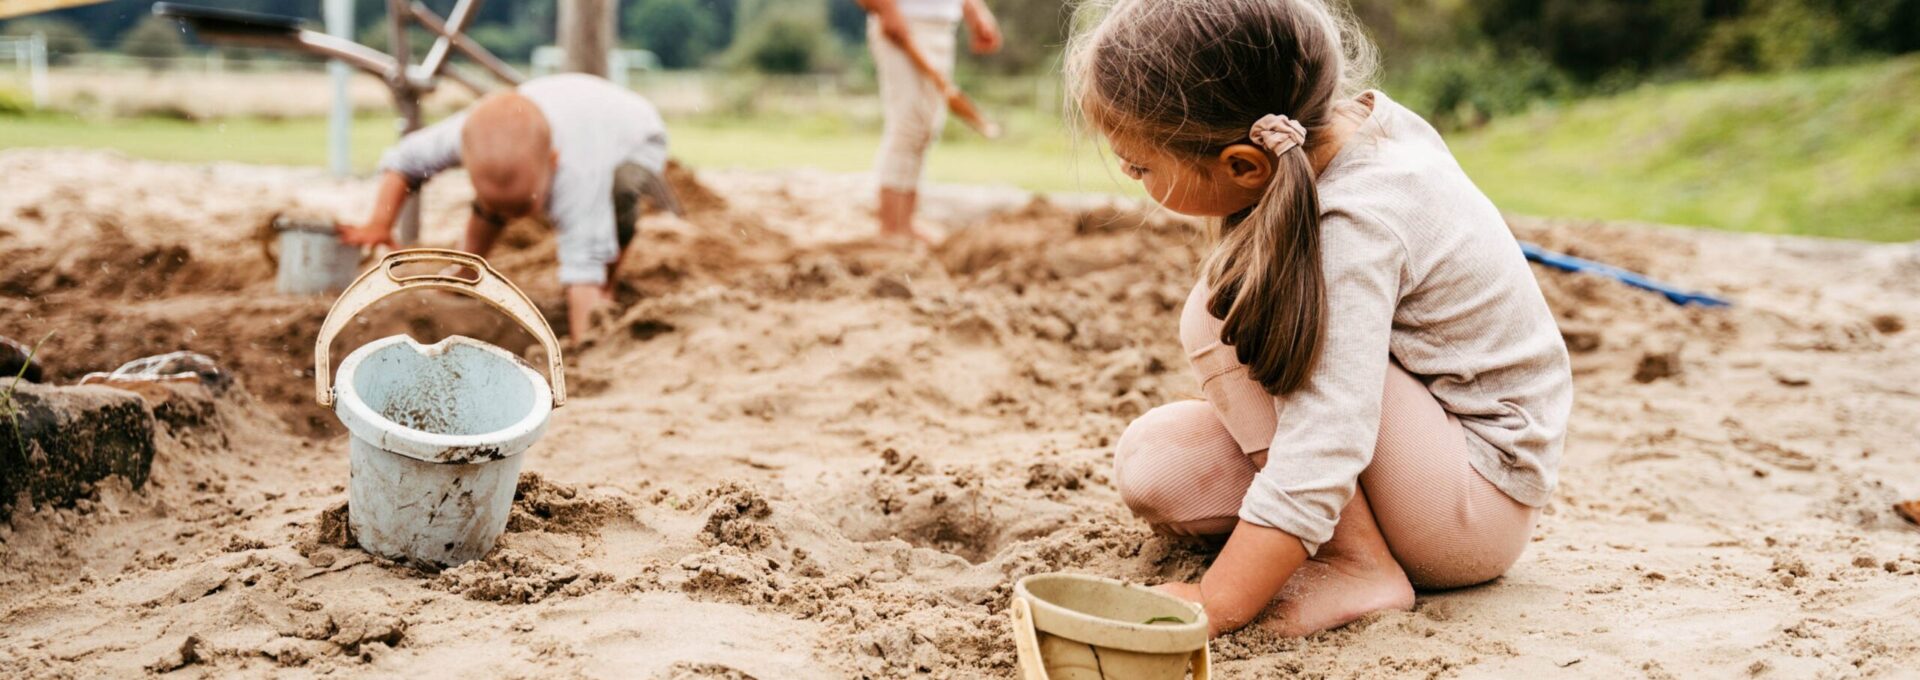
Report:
1472,0,1710,82
1391,47,1571,130
1824,0,1920,54
467,23,546,64
356,23,433,61
730,8,837,74
121,16,187,70
2,18,92,65
0,86,31,116
969,0,1073,75
1694,0,1847,74
629,0,722,69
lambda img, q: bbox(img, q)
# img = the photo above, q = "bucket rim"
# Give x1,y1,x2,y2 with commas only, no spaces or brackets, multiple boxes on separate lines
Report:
1014,573,1209,655
333,334,552,464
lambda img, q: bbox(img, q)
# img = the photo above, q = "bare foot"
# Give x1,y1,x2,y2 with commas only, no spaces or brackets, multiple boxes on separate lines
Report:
1261,547,1414,636
877,224,938,247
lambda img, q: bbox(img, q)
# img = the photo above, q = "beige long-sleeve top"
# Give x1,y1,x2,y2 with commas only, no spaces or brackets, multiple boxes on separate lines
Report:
1233,91,1573,553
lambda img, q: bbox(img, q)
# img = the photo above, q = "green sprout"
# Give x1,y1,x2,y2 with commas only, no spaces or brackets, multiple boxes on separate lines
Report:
2,332,53,457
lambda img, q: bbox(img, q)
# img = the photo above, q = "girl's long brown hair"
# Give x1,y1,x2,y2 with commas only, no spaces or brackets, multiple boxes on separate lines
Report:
1067,0,1375,395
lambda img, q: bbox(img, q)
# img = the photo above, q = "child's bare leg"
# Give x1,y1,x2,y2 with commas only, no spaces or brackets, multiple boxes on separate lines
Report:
877,188,932,244
1260,479,1414,636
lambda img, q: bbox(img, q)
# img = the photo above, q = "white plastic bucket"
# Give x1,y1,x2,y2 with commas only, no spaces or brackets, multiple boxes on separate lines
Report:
270,216,365,295
1011,573,1211,680
314,249,568,568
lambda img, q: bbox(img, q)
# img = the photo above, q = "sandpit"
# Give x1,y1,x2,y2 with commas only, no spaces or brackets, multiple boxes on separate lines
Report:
1,149,1917,678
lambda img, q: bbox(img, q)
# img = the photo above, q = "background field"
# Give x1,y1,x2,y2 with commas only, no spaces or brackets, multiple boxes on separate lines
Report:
3,0,1917,241
6,56,1918,240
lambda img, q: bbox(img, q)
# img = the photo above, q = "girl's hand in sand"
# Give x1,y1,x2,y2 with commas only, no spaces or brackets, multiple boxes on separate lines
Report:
337,221,396,248
1153,582,1221,636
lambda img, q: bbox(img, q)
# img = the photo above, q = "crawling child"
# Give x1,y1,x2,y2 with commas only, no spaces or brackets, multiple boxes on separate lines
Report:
1066,0,1574,636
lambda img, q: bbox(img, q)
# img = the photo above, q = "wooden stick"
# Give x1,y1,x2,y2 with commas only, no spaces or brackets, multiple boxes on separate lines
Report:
884,22,1000,138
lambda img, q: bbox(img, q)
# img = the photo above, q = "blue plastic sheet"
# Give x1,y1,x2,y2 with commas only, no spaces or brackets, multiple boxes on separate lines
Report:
1519,241,1731,307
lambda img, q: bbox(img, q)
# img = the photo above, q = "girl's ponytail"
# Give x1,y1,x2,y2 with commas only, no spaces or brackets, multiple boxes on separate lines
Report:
1068,0,1365,395
1205,124,1326,396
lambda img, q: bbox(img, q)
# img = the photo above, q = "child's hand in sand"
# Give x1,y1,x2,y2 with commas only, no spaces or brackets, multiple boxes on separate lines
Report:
337,221,396,249
1153,582,1221,636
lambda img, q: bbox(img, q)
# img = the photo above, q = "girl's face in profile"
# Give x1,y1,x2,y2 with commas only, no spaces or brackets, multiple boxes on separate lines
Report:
1107,133,1269,219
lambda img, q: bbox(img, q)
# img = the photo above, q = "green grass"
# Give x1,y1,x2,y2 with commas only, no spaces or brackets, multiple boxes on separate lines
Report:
0,107,1137,197
0,114,401,168
3,57,1916,240
661,107,1138,195
1448,56,1920,242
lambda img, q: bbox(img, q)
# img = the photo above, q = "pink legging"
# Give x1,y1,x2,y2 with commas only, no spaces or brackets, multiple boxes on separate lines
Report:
1113,283,1538,589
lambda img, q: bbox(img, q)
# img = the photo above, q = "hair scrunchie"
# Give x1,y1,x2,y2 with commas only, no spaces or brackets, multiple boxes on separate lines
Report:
1249,114,1308,156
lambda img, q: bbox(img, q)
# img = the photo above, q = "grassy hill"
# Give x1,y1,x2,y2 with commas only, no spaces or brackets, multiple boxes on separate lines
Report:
1448,56,1920,242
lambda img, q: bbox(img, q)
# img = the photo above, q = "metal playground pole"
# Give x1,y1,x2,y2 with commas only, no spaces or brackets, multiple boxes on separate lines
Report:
324,0,351,178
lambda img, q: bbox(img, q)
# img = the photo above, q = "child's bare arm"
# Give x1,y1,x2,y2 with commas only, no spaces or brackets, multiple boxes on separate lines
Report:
1161,521,1308,636
961,0,1002,54
337,171,411,247
1205,521,1308,634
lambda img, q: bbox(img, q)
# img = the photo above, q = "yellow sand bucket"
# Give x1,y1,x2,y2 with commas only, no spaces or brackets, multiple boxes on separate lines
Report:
1012,573,1211,680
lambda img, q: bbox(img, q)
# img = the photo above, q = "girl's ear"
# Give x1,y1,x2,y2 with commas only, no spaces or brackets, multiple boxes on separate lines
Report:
1216,143,1274,190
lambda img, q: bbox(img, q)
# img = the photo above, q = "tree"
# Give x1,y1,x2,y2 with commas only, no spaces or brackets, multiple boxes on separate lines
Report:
1470,0,1711,81
467,23,547,63
356,22,432,61
121,16,188,71
827,0,866,46
2,18,93,65
628,0,721,69
971,0,1073,74
731,7,836,74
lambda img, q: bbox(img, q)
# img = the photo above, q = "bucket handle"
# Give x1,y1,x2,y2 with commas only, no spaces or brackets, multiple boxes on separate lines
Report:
1008,598,1211,680
1011,598,1049,680
313,248,566,408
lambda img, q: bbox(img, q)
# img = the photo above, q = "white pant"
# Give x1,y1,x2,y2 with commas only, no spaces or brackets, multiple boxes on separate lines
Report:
868,17,956,191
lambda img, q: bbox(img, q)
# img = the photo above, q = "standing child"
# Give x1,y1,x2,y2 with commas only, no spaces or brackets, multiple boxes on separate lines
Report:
858,0,1001,243
1068,0,1573,636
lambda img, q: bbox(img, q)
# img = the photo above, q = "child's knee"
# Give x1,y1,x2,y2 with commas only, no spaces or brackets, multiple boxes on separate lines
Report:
1114,401,1217,519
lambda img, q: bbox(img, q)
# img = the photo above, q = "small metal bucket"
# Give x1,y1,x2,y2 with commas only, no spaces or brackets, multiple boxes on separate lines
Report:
266,215,365,295
314,249,568,567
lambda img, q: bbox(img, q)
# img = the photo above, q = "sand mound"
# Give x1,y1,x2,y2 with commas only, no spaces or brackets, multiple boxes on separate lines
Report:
4,150,1919,677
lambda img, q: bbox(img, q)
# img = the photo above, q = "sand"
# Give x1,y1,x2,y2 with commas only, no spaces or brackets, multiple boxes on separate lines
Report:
2,148,1917,678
